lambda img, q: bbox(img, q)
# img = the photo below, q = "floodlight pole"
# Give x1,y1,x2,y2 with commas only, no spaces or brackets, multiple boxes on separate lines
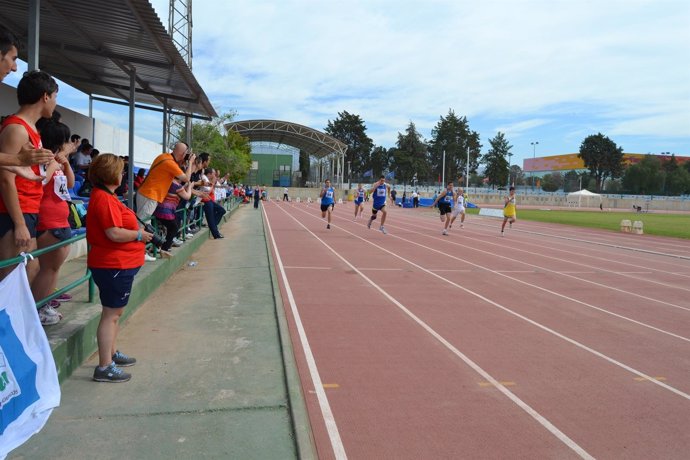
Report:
441,149,446,187
465,145,469,189
530,141,539,189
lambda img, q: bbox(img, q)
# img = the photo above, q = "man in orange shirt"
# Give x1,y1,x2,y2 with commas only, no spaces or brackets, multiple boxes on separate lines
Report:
135,141,194,222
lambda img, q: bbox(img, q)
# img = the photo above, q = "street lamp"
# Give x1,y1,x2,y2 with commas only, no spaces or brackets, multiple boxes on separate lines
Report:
530,141,539,188
507,152,513,187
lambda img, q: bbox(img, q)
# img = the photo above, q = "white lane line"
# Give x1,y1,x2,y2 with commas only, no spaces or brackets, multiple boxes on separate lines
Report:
394,217,690,313
290,205,690,397
262,207,347,460
358,267,405,271
284,266,333,270
273,205,594,459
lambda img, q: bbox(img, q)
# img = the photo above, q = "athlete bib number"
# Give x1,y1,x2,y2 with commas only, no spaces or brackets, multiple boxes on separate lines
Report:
376,188,386,197
53,174,70,201
325,190,333,199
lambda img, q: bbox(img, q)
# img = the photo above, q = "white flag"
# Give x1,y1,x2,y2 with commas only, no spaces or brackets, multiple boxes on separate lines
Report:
0,261,61,458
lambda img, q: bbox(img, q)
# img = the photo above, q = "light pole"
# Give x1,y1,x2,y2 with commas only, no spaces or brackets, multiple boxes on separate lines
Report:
441,149,446,188
465,145,469,189
347,160,351,187
530,141,539,189
507,152,513,187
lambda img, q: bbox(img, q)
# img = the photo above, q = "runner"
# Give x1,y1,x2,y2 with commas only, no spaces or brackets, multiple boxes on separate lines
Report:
431,181,454,235
449,187,466,229
501,186,517,236
353,183,365,220
320,178,335,229
367,175,389,234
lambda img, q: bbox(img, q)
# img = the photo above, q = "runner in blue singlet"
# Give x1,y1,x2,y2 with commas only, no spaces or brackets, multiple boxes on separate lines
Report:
432,181,455,235
320,178,335,229
366,175,389,234
354,183,365,220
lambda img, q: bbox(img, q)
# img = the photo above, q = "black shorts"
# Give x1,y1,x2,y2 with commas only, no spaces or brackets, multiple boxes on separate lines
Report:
439,203,452,215
321,203,334,212
372,203,386,213
0,213,39,239
90,267,141,308
37,227,72,242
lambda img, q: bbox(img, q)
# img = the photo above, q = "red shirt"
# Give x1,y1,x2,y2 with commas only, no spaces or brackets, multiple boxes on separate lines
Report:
0,115,43,214
37,170,69,231
87,187,144,269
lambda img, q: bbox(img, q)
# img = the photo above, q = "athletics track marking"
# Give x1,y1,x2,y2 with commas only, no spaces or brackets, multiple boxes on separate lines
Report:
267,202,595,459
273,202,690,399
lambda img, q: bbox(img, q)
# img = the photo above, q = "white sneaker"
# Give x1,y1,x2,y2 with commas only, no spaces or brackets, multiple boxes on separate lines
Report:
460,224,464,228
39,305,62,326
442,229,448,235
144,253,157,262
501,231,505,237
380,226,387,234
367,219,372,229
172,238,183,247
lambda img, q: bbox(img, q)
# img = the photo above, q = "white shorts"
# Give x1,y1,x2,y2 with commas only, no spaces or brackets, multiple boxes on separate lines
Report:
452,206,465,217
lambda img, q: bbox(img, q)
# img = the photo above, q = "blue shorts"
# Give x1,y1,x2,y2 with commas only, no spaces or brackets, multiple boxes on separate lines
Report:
0,213,38,239
372,203,386,213
90,267,141,308
354,199,363,205
37,226,72,242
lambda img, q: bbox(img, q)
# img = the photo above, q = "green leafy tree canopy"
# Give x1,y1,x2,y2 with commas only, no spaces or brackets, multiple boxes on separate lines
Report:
577,133,625,192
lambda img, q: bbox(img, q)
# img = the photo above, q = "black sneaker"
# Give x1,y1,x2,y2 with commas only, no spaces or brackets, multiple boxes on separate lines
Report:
112,350,137,367
93,363,131,382
327,224,331,229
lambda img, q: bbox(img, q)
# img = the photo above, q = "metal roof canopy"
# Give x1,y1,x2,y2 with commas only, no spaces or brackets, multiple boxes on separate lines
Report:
226,119,348,187
226,119,347,158
0,0,216,119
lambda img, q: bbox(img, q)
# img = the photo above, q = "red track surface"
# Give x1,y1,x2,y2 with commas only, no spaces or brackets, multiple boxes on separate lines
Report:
262,200,690,460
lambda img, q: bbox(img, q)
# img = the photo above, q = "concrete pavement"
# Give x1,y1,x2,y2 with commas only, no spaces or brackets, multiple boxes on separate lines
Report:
9,204,314,459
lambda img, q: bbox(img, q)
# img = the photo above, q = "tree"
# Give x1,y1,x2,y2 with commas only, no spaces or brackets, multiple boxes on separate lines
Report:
577,133,625,192
563,170,580,192
369,146,390,180
509,165,525,186
665,167,690,195
481,132,511,188
428,109,482,182
541,172,563,192
324,111,373,177
622,155,664,194
391,122,430,186
179,111,252,183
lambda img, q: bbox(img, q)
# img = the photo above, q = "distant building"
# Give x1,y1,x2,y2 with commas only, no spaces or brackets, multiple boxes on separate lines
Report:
523,153,690,178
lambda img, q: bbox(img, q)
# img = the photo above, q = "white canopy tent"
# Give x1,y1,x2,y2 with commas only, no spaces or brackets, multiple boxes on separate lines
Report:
567,189,602,207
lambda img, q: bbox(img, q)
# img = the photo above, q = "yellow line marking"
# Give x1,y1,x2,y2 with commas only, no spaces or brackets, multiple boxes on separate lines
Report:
323,383,340,389
478,381,516,387
633,376,667,382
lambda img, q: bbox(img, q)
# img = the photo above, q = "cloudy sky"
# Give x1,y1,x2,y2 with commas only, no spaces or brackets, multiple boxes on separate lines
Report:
7,0,690,167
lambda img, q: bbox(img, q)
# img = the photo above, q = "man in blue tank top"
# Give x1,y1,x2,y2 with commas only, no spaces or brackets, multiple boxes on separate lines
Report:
320,178,335,229
366,175,389,234
432,181,455,235
354,183,365,220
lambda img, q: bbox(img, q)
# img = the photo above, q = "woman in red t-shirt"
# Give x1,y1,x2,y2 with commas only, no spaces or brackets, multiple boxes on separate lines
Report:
86,154,153,383
31,120,76,320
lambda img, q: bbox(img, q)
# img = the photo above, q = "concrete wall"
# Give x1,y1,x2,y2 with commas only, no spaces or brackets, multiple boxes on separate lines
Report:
1,82,162,168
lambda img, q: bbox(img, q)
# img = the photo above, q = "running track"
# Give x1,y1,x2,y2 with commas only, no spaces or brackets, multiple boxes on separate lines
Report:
262,200,690,459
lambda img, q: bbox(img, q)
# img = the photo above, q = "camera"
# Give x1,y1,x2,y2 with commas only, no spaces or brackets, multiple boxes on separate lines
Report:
144,222,166,248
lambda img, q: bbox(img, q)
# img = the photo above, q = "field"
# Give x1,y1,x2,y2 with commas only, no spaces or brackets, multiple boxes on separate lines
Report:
467,208,690,239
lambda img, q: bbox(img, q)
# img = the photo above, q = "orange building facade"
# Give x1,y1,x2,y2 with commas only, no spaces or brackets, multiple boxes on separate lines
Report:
523,153,690,174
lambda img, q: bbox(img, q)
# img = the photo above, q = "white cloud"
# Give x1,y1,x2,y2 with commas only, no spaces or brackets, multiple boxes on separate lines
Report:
126,0,690,162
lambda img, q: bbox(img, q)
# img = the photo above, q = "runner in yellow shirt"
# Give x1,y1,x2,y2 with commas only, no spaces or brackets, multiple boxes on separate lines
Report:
501,186,516,236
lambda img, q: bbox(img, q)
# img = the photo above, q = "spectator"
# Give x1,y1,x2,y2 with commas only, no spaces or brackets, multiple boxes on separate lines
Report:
412,190,419,208
32,119,76,325
136,142,194,223
283,187,289,201
153,178,193,255
253,185,260,209
0,70,59,282
201,168,226,239
390,188,397,205
133,168,146,190
74,143,92,172
0,26,54,171
86,153,153,383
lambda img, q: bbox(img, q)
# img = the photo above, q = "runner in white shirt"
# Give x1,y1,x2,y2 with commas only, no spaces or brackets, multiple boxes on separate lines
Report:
450,187,466,229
